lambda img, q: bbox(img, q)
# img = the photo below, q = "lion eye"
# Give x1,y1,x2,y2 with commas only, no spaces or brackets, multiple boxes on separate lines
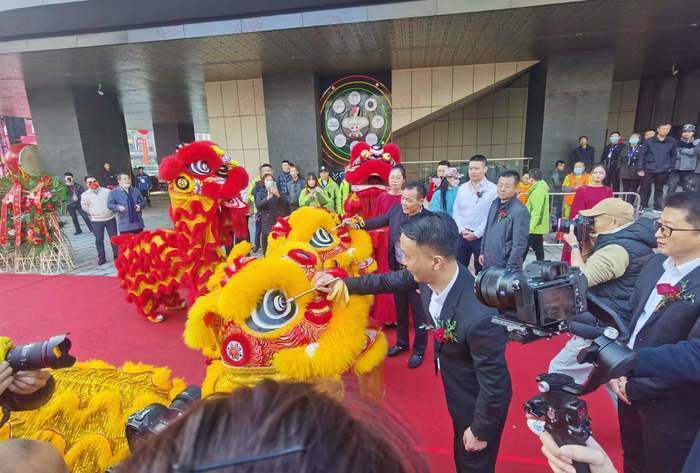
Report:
310,228,334,248
188,160,211,176
245,290,297,333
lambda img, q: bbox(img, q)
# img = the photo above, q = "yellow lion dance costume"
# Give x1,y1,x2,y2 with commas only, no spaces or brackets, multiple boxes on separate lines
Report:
2,208,387,473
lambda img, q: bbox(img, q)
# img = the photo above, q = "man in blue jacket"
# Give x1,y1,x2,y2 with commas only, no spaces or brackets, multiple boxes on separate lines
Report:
637,122,677,211
107,173,145,235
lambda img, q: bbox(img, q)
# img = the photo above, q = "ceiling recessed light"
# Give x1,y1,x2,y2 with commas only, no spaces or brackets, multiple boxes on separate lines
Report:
575,32,584,37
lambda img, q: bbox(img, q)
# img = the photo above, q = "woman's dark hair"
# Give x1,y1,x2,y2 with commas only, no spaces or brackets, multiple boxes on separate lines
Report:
116,381,428,473
437,176,450,212
305,173,318,189
665,191,700,227
578,135,588,142
390,164,406,179
400,212,459,259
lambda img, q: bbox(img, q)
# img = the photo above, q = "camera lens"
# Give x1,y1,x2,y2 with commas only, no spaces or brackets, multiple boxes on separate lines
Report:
474,267,520,312
5,334,76,371
170,386,201,412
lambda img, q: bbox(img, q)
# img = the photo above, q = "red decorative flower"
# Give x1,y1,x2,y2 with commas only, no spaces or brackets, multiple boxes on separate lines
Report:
656,283,679,297
433,328,445,341
420,319,458,343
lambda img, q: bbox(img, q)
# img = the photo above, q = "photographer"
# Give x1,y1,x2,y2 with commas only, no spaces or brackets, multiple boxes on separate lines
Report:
549,198,656,383
539,338,700,473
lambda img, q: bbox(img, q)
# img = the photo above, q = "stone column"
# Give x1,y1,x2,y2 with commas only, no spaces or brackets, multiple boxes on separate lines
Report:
153,122,195,161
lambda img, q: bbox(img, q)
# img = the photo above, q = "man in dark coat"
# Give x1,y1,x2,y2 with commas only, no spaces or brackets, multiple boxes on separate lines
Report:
479,170,530,271
63,172,93,235
600,131,625,191
568,135,596,170
315,213,512,473
637,123,678,211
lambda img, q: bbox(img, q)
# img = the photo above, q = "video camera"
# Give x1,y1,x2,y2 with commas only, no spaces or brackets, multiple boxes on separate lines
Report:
475,261,637,473
125,385,201,450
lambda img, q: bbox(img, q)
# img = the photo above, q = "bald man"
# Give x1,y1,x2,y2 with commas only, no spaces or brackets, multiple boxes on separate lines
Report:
0,439,68,473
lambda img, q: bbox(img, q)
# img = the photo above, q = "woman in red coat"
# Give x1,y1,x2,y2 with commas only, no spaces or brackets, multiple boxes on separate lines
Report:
371,165,406,327
561,164,613,263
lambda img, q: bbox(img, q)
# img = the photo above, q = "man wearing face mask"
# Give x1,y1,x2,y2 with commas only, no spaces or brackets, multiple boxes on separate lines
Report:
561,161,590,219
549,198,656,386
81,176,117,265
668,124,700,194
600,131,624,191
63,172,93,235
107,173,145,235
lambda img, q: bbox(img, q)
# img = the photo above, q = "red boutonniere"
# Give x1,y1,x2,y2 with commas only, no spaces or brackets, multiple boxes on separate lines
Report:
655,281,695,312
420,319,458,343
497,208,508,222
476,190,485,200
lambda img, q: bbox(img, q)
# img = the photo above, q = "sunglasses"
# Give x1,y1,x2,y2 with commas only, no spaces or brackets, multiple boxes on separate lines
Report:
654,220,700,238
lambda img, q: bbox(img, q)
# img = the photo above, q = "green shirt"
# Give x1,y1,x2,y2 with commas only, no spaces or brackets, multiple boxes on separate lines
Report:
526,180,550,234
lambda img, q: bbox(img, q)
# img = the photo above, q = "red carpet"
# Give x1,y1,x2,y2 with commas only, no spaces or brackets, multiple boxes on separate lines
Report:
0,273,622,472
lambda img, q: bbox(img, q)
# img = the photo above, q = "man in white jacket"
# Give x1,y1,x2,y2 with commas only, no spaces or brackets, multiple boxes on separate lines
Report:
81,176,117,265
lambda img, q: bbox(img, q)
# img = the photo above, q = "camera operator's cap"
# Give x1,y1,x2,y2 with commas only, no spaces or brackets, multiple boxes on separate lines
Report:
319,165,328,172
682,124,696,132
578,198,634,220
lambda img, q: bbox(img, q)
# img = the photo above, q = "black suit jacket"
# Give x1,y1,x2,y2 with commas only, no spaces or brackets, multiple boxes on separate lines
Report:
363,207,432,271
344,264,512,440
623,254,700,441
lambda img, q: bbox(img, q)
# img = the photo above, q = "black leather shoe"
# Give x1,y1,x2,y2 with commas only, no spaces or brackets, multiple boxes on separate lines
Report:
408,352,424,369
387,345,408,357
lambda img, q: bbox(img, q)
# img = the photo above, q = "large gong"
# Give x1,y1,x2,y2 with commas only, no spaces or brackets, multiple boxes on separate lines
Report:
4,144,42,177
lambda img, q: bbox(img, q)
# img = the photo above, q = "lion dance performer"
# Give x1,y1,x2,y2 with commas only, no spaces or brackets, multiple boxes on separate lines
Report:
113,141,249,322
3,208,387,473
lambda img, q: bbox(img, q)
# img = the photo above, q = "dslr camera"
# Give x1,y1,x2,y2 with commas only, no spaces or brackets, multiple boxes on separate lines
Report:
475,260,588,342
0,334,76,371
125,385,201,450
552,215,594,243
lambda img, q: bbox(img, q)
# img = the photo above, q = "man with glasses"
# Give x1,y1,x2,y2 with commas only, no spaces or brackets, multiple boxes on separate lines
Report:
608,191,700,473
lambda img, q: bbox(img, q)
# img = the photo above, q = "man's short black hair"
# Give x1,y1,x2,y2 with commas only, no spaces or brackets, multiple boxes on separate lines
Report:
400,212,459,260
85,175,96,182
438,160,450,167
469,155,488,166
404,181,426,199
609,131,621,136
137,166,144,171
578,135,588,141
657,122,672,128
665,191,700,227
555,160,566,166
529,168,543,181
499,170,520,184
281,160,290,165
260,163,272,170
64,172,74,177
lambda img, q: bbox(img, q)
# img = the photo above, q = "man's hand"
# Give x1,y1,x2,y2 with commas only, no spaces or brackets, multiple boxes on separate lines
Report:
341,218,355,228
637,170,645,177
563,226,579,248
462,230,477,241
0,362,13,395
478,255,485,266
463,427,487,452
609,376,630,405
117,205,127,212
313,272,337,294
540,431,617,473
134,204,141,212
9,369,50,395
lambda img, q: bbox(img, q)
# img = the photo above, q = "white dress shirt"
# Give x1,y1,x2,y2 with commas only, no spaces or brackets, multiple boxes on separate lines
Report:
628,255,700,348
452,179,497,238
428,265,460,325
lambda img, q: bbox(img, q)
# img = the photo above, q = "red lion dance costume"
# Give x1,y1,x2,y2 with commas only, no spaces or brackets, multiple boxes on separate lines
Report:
113,141,249,323
342,141,400,219
342,141,400,324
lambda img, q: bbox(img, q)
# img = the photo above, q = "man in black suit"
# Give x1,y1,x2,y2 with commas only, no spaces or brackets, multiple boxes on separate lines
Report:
609,191,700,473
344,180,432,368
317,212,512,472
